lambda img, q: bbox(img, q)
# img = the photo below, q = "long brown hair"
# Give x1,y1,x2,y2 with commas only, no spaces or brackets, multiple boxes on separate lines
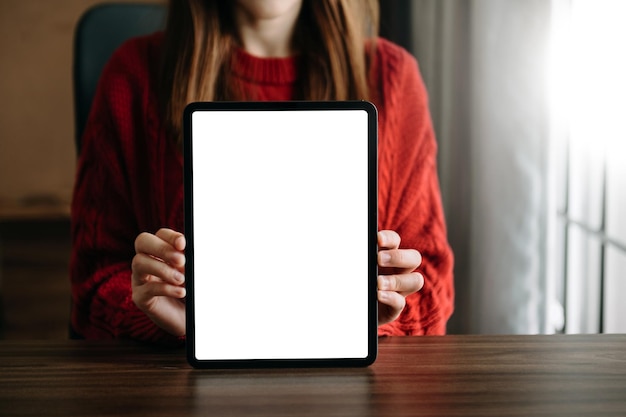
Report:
159,0,379,142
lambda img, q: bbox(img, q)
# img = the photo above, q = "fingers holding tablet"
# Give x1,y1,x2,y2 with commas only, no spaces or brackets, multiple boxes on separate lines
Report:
131,228,187,336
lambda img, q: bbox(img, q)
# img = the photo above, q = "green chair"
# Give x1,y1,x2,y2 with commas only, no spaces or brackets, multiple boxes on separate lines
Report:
73,3,166,155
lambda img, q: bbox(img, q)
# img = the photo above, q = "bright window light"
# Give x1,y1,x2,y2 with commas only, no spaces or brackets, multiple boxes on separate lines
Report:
550,0,626,159
548,0,626,334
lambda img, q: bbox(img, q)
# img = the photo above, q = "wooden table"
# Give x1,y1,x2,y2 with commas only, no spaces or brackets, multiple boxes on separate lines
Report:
1,335,625,416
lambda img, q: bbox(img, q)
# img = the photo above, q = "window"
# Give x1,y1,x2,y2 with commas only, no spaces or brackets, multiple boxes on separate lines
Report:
549,0,626,333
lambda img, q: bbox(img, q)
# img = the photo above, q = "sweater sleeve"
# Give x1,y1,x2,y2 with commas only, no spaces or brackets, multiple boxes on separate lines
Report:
375,41,455,335
70,37,183,346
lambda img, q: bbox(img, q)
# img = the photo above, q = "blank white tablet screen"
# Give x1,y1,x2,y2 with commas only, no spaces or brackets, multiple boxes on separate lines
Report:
191,109,369,360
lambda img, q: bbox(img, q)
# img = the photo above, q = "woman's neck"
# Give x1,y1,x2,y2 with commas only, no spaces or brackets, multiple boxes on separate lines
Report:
233,0,302,58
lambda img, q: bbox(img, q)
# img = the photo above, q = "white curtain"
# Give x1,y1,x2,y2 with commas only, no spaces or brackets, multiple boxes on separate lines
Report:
386,0,626,334
403,0,557,334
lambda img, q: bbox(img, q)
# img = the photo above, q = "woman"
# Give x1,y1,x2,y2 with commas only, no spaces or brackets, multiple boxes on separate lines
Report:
70,0,454,345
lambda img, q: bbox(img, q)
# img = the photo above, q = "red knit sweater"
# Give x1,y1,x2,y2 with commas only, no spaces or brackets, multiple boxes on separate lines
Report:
70,33,454,345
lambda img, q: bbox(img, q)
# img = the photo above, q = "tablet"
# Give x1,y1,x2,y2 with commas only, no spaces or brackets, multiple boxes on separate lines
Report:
183,101,378,368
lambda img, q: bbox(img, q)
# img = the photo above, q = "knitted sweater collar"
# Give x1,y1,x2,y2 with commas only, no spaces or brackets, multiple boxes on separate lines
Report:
231,47,298,85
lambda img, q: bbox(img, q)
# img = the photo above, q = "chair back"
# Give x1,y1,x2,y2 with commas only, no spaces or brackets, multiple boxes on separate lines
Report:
73,3,166,154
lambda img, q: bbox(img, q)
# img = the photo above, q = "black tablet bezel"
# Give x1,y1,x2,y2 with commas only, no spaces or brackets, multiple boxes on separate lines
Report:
183,101,378,369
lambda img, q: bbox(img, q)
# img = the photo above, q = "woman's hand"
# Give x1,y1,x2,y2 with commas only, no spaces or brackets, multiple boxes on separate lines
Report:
377,230,424,325
131,228,186,337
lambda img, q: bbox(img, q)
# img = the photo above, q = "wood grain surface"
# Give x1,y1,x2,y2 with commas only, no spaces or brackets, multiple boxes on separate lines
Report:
0,335,625,417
